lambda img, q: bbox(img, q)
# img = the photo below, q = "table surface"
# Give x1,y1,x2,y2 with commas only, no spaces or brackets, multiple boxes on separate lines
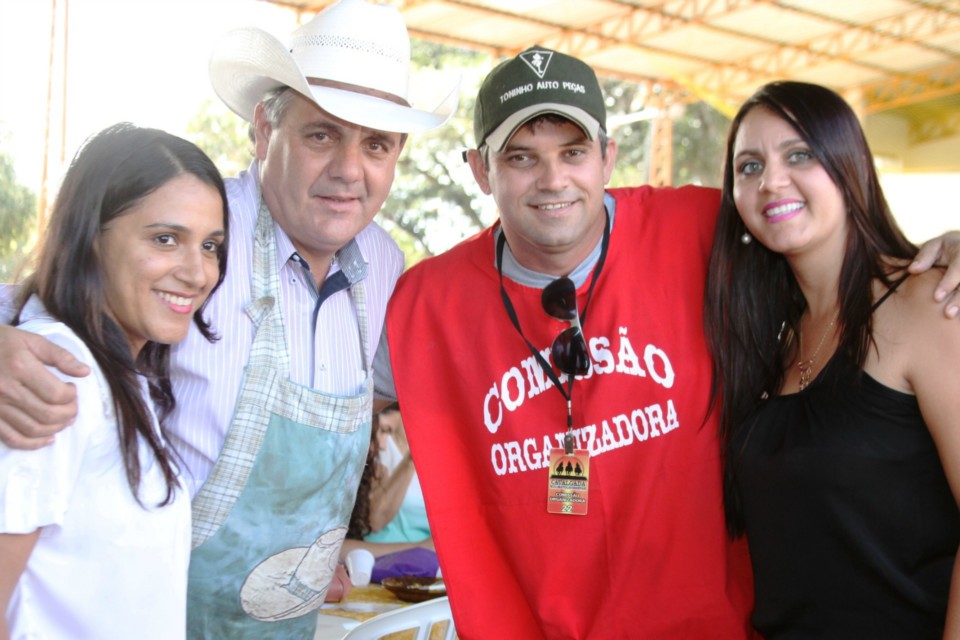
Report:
313,584,453,640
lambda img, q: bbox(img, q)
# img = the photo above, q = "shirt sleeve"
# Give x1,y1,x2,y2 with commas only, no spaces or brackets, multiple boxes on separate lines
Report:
0,284,20,324
0,326,105,534
372,325,397,401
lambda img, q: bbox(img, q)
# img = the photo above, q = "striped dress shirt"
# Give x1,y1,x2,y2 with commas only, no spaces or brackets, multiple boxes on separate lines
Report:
168,163,404,496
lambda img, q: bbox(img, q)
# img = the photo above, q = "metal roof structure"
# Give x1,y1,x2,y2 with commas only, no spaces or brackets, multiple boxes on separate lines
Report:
267,0,960,174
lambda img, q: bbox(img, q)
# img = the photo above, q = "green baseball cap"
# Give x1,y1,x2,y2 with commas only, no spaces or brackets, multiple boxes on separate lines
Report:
474,46,606,151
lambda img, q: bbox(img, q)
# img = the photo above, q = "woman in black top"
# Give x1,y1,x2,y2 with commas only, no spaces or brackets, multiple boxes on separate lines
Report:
705,81,960,638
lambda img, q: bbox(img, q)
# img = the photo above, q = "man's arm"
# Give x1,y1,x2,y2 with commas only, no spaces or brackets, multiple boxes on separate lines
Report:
910,230,960,318
0,324,89,449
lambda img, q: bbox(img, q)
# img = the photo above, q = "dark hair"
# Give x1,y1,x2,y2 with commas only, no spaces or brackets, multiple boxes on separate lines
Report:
15,123,229,506
703,81,915,536
347,403,401,539
249,86,298,143
251,86,408,147
348,411,381,539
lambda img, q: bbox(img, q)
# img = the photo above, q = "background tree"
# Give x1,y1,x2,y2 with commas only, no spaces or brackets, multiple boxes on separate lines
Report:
603,78,661,189
671,101,727,187
185,99,253,179
602,80,728,189
0,136,38,282
378,41,494,264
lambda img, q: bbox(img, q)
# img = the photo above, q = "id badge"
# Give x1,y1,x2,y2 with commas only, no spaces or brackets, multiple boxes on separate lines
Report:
546,448,590,515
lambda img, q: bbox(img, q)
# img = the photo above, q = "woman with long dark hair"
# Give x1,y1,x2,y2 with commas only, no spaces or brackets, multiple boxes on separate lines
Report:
705,81,960,638
0,123,228,639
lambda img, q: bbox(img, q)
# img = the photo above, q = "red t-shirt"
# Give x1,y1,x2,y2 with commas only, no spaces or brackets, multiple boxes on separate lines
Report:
387,186,753,639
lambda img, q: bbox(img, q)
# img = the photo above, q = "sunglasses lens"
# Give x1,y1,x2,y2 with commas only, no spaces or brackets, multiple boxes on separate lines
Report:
552,326,590,375
542,277,578,320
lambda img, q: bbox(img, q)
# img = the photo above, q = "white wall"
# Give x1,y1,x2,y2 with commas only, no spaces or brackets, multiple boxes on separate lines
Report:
881,172,959,244
865,112,958,243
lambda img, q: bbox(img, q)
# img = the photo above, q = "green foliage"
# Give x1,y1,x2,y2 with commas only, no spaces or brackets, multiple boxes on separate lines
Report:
672,102,728,188
377,43,495,263
602,77,653,189
603,78,729,189
185,99,253,179
0,146,38,282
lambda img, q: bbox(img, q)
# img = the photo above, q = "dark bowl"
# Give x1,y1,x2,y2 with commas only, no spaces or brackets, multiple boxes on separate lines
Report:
381,576,447,603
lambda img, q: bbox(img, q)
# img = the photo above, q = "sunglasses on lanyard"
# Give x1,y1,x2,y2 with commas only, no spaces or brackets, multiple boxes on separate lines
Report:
541,277,591,376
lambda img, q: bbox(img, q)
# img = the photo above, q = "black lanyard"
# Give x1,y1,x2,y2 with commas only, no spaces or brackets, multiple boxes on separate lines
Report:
495,209,611,450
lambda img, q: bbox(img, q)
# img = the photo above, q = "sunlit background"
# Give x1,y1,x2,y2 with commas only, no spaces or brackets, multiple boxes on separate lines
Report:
1,0,956,277
0,0,292,191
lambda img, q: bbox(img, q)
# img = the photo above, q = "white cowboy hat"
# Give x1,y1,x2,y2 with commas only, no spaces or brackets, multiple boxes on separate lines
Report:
209,0,459,134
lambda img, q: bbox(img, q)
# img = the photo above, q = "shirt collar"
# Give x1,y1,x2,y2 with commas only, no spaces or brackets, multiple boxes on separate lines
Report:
272,214,368,286
496,192,617,289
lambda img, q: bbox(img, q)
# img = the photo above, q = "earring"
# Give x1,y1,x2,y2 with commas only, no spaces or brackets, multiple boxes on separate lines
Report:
740,232,753,245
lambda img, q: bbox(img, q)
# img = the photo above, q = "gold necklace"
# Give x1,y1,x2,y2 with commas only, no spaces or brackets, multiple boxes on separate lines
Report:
797,314,837,391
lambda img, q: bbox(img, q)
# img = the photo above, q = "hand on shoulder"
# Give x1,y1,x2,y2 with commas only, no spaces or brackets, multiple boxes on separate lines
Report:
0,324,90,449
910,230,960,318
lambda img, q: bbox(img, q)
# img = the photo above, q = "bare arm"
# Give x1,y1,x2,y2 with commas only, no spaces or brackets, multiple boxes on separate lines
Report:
948,556,960,640
323,564,352,603
910,230,960,318
903,275,960,637
0,324,90,449
368,455,416,533
0,529,40,639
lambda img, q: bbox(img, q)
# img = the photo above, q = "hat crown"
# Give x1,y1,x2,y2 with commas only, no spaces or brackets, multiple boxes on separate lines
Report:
288,0,411,101
475,46,606,148
208,0,459,133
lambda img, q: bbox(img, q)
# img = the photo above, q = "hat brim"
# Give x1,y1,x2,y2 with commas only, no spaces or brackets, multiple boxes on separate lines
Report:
209,27,459,134
308,83,459,135
486,103,600,151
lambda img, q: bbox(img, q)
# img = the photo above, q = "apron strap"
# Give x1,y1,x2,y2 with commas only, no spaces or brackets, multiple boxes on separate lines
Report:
191,198,373,548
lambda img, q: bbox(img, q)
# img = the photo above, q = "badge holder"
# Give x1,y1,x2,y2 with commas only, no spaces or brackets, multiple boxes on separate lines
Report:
547,418,589,515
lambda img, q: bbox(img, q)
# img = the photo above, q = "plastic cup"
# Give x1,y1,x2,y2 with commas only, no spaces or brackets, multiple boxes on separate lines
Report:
345,549,375,587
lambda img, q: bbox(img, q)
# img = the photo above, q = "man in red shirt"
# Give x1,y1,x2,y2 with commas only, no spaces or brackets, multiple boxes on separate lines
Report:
375,46,960,638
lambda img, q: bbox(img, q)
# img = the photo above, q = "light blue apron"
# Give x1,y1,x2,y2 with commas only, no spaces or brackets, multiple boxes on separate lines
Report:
186,201,372,639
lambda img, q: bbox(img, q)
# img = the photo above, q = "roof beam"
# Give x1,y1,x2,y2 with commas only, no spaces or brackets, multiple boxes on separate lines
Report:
683,1,960,97
265,0,960,130
861,60,960,113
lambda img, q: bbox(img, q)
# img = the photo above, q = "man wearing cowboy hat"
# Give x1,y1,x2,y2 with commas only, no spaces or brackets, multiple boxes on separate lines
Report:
182,1,458,636
0,0,457,637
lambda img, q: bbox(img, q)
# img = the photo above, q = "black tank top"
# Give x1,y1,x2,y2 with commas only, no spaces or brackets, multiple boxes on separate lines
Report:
732,275,960,639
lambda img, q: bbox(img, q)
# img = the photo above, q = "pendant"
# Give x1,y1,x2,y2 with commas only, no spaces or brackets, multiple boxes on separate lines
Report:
797,360,813,390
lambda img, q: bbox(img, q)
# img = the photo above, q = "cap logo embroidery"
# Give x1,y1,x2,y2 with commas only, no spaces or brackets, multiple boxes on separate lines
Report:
519,50,553,78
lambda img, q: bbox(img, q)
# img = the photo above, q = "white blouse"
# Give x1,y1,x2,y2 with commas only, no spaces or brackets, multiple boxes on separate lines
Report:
0,298,190,640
